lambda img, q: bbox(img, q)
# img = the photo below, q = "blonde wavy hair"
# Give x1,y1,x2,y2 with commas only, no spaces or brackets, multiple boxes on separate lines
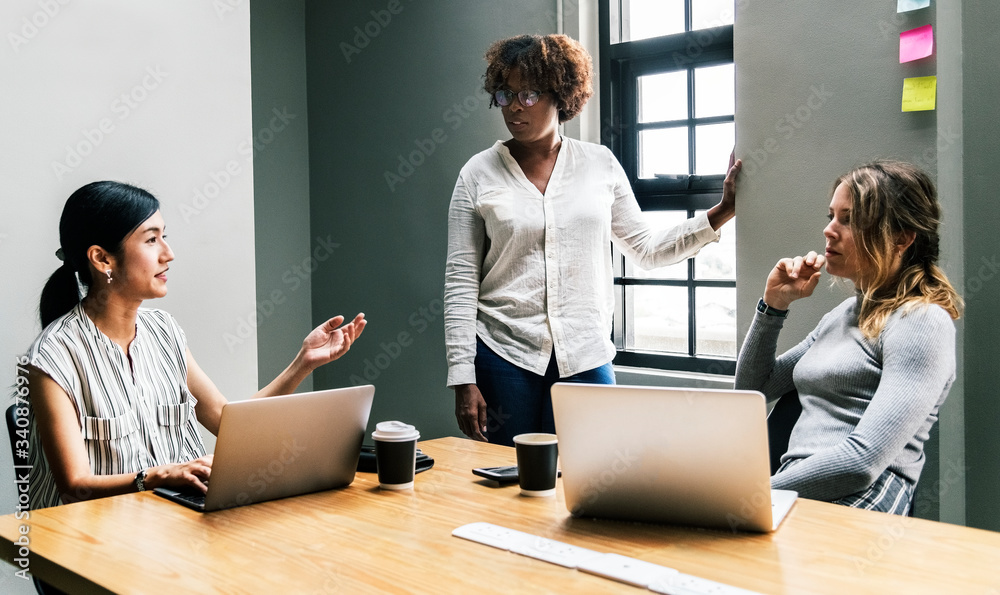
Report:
836,160,962,338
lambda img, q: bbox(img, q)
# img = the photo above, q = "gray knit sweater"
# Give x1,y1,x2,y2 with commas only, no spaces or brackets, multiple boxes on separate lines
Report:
735,296,956,502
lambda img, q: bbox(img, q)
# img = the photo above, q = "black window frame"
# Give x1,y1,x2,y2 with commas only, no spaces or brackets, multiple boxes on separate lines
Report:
600,0,736,375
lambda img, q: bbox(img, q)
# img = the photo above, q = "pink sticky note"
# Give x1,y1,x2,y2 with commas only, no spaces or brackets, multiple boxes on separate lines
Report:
900,24,934,63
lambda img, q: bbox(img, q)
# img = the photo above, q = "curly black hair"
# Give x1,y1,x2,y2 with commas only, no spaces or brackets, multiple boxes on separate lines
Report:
484,34,594,123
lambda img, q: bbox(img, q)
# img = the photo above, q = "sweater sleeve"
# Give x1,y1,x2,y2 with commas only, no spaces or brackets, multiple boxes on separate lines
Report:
443,172,485,387
770,305,956,500
734,309,816,402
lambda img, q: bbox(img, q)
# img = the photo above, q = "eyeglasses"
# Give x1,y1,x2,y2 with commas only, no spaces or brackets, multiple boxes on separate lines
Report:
494,89,545,107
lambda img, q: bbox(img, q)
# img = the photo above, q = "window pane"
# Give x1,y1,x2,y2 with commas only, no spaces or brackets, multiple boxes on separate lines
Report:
694,122,734,175
694,209,735,280
628,210,689,280
625,0,685,42
629,285,688,354
640,127,688,178
694,64,735,118
692,0,735,31
696,287,736,357
638,71,687,123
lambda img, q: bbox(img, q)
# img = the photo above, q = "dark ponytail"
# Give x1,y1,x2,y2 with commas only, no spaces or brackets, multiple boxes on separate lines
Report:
40,181,159,328
39,264,83,329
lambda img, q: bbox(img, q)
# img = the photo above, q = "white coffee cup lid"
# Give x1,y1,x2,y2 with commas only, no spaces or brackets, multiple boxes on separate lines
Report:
372,420,419,442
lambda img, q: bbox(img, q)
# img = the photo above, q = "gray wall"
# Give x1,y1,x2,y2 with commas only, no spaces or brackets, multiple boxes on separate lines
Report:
303,1,556,441
961,2,1000,532
934,0,966,526
734,1,963,522
251,0,315,391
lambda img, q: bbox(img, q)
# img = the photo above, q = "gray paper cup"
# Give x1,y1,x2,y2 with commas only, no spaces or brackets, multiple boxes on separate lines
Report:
372,421,420,490
513,433,558,497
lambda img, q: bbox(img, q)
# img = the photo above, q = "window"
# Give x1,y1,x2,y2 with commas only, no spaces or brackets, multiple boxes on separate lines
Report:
599,0,736,374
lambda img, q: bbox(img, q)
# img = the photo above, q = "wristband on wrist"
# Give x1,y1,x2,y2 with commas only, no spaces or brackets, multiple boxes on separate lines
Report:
757,298,788,318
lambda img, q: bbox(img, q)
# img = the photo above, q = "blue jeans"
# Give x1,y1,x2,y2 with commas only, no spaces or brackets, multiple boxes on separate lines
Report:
474,339,615,447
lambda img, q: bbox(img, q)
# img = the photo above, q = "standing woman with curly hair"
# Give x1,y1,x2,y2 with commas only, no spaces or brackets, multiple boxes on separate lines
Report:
735,161,962,515
445,34,742,445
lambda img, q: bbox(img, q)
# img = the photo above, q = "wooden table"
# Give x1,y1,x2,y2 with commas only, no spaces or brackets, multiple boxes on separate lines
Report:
1,437,999,594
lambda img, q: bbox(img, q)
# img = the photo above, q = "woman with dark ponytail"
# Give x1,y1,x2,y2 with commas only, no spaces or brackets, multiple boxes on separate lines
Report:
735,160,961,515
39,181,162,327
21,181,366,510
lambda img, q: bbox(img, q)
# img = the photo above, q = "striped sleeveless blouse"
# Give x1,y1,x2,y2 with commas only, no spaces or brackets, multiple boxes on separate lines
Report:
24,303,207,509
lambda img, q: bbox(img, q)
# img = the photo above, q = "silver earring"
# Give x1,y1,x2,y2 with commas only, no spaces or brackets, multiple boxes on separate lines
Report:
106,270,112,284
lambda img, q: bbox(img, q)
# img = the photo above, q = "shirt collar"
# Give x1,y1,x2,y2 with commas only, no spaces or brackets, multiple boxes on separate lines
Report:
73,301,141,351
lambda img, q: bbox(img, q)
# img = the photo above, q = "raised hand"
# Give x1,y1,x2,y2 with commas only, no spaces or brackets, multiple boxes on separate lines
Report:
708,156,742,230
299,313,367,370
763,251,826,310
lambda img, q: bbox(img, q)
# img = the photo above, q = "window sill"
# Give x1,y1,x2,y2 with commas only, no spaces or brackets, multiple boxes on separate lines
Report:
613,364,734,390
613,351,736,375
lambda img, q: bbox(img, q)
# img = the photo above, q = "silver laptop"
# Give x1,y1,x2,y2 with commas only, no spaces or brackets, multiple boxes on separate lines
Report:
154,385,374,512
551,383,797,533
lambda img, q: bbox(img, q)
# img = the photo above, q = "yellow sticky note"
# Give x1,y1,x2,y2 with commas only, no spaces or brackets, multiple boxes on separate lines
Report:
902,76,936,112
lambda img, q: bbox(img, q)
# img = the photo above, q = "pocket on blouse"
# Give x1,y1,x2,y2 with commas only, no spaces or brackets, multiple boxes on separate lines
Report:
81,414,138,441
157,388,198,427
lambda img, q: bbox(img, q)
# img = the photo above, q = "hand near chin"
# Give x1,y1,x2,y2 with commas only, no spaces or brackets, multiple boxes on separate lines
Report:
764,251,826,310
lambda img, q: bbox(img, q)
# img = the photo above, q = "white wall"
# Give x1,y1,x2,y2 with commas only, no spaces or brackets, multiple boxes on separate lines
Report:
561,0,601,144
0,1,255,588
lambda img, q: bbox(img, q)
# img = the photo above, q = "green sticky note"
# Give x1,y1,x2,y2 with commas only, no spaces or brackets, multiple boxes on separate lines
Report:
902,76,936,112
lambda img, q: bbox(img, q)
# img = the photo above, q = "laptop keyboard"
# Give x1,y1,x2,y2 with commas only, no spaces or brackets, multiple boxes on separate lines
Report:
175,490,206,507
171,481,209,508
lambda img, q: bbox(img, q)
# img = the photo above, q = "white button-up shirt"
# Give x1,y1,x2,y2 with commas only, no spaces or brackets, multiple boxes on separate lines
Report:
444,138,721,386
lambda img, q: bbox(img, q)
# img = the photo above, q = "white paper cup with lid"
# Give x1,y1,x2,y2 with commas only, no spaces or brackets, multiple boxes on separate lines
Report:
371,421,420,490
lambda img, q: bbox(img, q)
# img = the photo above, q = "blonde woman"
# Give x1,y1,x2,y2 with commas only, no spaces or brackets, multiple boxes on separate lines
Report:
735,161,962,515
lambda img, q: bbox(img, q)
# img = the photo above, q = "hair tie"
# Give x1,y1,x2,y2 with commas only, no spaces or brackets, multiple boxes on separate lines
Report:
55,248,65,261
